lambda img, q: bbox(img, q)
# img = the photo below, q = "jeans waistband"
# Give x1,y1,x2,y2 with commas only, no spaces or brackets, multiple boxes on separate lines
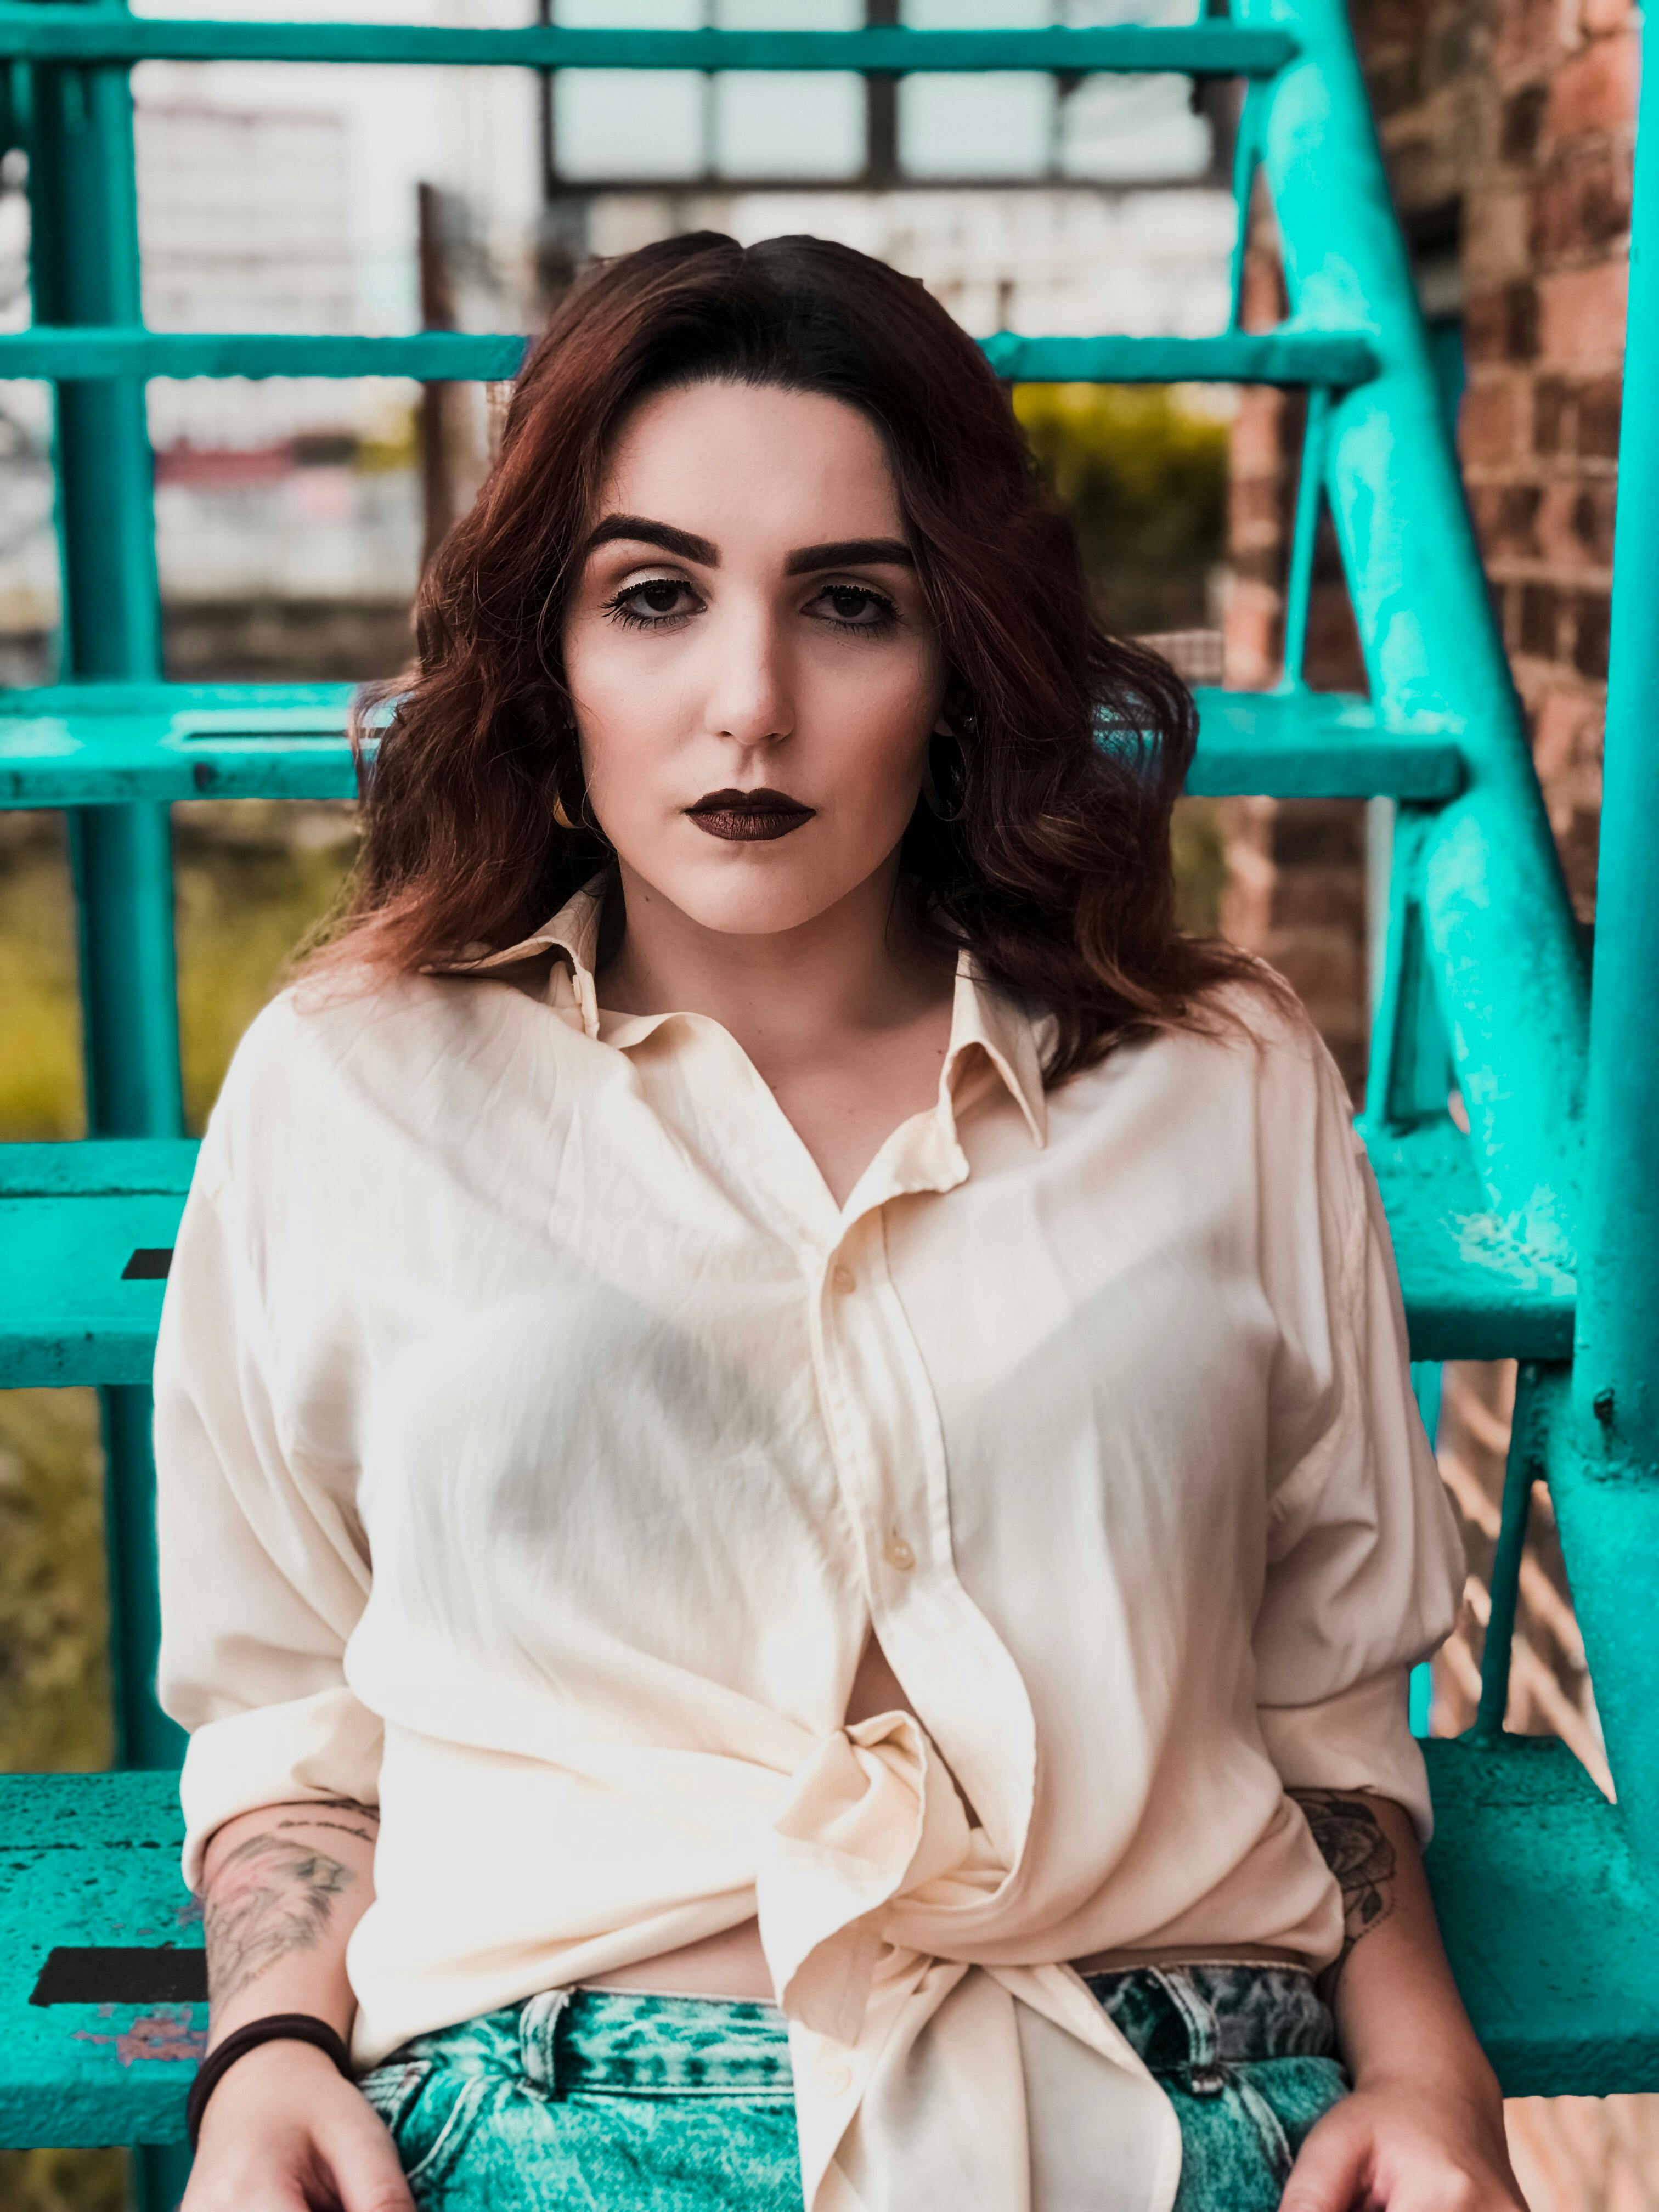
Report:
381,1963,1335,2097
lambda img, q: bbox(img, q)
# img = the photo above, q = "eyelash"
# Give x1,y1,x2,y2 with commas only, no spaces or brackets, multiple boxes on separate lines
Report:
601,578,900,637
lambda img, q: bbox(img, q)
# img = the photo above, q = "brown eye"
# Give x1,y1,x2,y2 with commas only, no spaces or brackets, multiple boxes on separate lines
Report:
604,577,699,629
814,584,899,633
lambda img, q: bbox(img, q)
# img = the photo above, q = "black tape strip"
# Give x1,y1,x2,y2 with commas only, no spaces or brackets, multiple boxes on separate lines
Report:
30,1945,208,2005
122,1248,173,1280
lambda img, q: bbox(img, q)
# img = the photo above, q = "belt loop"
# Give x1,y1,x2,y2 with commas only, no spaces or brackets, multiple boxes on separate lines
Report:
1150,1967,1216,2070
520,1988,574,2096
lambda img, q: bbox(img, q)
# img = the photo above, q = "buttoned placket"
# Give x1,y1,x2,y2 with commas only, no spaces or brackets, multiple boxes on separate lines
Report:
432,874,1048,1868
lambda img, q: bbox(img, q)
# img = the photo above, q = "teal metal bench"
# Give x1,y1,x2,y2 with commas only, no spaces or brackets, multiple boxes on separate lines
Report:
0,680,1466,809
0,1120,1575,1393
3,2,1657,2204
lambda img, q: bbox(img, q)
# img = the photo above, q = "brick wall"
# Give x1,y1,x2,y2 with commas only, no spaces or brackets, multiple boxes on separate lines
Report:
1220,0,1635,1073
1367,0,1634,919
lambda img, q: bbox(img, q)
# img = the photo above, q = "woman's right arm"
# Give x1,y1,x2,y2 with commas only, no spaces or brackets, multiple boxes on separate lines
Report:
186,1796,412,2212
148,1046,402,2209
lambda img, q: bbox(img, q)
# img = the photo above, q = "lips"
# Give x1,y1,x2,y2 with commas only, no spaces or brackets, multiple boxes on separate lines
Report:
685,787,816,843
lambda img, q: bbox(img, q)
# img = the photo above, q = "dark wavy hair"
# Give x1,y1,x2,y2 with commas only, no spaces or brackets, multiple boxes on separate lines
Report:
297,229,1280,1081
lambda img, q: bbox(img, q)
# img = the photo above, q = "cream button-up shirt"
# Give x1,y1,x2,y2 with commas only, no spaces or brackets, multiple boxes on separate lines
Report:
153,876,1464,2212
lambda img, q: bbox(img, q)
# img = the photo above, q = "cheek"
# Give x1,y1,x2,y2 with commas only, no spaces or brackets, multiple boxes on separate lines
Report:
823,654,938,809
562,623,680,792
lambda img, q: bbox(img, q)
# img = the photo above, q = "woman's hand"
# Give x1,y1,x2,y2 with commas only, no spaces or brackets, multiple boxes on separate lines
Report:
186,1797,391,2211
1285,1787,1528,2211
1283,2073,1526,2211
183,2040,413,2212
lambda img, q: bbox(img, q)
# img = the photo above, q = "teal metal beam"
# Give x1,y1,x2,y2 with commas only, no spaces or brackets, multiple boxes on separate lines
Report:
0,14,1297,74
25,24,187,1808
0,682,1465,808
1554,16,1659,1887
0,325,1381,389
1240,0,1589,1268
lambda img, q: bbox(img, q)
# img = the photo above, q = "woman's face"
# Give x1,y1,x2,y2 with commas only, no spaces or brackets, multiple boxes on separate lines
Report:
561,378,947,939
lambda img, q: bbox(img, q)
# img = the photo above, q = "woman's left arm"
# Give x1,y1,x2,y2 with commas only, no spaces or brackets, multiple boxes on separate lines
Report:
1283,1786,1525,2212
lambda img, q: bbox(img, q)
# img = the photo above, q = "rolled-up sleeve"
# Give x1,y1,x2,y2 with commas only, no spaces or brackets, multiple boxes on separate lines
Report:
1251,1036,1465,1844
153,1152,381,1891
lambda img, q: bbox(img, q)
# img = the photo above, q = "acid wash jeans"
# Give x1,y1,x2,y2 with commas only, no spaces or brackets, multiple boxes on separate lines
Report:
357,1961,1351,2211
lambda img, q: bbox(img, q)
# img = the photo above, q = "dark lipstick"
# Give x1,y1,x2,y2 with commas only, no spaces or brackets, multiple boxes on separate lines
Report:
685,787,816,843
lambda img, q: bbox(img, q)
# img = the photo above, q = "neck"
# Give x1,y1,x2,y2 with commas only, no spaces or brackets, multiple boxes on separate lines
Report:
597,856,952,1063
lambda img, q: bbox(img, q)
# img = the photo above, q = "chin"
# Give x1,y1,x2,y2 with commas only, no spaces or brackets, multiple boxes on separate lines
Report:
650,853,868,940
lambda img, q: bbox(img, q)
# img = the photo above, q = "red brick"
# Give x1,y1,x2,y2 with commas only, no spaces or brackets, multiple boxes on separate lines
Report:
1501,81,1550,162
1472,480,1544,558
1577,372,1623,455
1519,580,1561,657
1531,374,1572,454
1367,52,1423,118
1534,478,1618,568
1528,143,1633,258
1464,189,1531,283
1572,482,1618,564
1532,684,1603,780
1228,392,1289,478
1541,31,1640,148
1459,377,1519,466
1538,259,1629,364
1494,0,1570,80
1572,589,1611,677
1463,288,1507,364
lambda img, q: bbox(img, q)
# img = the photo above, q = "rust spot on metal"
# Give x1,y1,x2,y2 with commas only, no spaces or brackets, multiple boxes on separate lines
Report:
73,2007,206,2068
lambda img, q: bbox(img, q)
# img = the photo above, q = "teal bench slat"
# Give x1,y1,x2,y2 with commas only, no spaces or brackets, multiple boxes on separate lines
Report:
0,1771,204,2149
1421,1735,1659,2097
0,16,1299,77
0,1121,1570,1387
0,685,1464,810
1,1740,1649,2147
0,1144,198,1389
1364,1116,1576,1362
0,325,1380,390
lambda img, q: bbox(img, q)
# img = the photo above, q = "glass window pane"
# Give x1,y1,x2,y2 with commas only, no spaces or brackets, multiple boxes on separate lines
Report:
902,0,1054,26
553,70,707,178
716,0,863,25
1059,74,1211,182
713,72,865,179
899,74,1054,178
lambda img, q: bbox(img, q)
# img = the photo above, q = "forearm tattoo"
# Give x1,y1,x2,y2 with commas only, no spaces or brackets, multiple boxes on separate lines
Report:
1290,1787,1397,1971
203,1802,377,2007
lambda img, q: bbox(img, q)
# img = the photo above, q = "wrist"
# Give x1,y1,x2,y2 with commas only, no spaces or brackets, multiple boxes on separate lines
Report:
188,2013,354,2149
1350,2045,1502,2117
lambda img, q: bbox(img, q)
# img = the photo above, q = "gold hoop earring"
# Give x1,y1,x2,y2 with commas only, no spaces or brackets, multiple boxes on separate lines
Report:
552,793,577,832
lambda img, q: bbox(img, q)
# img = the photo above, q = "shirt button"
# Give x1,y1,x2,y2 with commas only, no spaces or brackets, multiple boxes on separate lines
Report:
883,1532,916,1572
817,2056,854,2095
830,1263,856,1294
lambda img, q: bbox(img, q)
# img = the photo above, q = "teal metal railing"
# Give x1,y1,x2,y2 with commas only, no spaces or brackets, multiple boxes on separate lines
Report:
0,5,1655,2201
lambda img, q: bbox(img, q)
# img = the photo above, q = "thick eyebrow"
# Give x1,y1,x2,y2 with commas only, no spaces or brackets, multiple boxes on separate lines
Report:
579,515,915,577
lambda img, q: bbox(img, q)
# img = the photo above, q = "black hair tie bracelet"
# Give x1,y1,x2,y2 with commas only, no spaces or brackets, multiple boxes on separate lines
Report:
185,2013,354,2152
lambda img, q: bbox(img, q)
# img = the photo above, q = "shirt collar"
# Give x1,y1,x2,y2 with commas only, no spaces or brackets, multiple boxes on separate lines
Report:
423,871,1048,1149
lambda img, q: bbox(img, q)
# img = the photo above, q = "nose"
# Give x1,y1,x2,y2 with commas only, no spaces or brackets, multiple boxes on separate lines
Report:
702,597,794,752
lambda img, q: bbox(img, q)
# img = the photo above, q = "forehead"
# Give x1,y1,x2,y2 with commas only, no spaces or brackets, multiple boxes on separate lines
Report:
596,380,904,545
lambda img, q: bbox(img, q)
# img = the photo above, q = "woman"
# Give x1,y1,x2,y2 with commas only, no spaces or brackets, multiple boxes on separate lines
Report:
154,232,1520,2212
